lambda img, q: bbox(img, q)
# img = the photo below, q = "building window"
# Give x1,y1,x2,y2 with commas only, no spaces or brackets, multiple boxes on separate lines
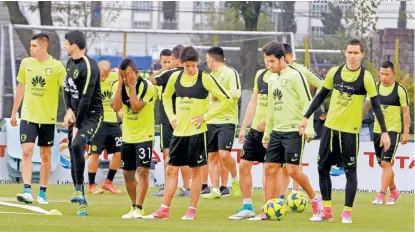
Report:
194,1,214,13
133,21,151,29
132,1,152,12
312,26,324,39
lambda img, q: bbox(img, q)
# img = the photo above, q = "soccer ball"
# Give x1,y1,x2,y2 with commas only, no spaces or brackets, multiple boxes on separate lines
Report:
286,191,309,213
263,198,287,220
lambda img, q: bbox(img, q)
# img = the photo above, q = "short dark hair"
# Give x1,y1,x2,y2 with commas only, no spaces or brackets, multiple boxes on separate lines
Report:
207,46,225,62
283,43,292,54
181,46,199,62
381,61,394,71
160,49,172,57
31,33,49,42
64,30,86,50
172,45,185,59
346,39,364,53
262,42,285,59
119,58,137,72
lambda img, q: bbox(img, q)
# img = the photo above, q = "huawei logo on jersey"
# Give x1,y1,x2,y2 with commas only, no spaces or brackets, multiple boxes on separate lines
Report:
273,88,283,101
102,90,113,100
31,76,46,88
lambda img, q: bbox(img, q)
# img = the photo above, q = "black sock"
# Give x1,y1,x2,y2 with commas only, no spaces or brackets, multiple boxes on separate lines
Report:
132,204,136,208
220,186,227,192
106,169,117,182
88,172,96,185
136,205,142,210
24,184,31,189
40,186,47,192
345,168,358,207
202,184,208,189
318,166,332,201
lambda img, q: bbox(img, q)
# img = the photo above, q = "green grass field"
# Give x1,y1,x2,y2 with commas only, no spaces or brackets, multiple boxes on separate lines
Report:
0,185,413,232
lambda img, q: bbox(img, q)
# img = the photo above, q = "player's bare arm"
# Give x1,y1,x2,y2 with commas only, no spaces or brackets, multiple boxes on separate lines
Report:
401,106,410,144
10,82,25,127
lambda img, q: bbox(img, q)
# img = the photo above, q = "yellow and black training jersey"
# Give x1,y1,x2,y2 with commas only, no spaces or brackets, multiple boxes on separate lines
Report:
163,70,232,136
17,56,66,124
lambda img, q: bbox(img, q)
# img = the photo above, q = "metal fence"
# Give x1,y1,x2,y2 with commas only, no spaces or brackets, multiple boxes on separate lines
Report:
1,24,296,123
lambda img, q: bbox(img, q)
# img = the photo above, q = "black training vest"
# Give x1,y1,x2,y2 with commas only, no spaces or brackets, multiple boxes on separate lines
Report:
377,82,401,106
174,70,209,99
121,78,148,108
257,69,269,94
333,65,367,95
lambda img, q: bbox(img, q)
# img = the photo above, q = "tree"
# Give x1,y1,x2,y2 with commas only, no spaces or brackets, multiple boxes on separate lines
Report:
226,1,262,89
49,2,121,54
278,1,296,33
6,1,60,57
321,2,343,35
398,1,407,29
345,1,381,60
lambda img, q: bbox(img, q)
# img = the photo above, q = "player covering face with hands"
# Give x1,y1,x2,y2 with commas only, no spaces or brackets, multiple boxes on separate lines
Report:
111,58,157,219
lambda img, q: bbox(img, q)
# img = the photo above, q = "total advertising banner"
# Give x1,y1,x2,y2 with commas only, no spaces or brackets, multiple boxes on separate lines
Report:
0,131,413,193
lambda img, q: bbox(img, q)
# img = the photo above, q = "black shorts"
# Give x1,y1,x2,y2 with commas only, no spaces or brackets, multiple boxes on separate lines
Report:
264,131,305,165
207,124,236,152
318,126,359,169
241,129,266,162
68,113,102,148
373,132,400,165
89,122,122,154
160,124,173,150
19,120,55,146
121,141,154,170
168,132,207,168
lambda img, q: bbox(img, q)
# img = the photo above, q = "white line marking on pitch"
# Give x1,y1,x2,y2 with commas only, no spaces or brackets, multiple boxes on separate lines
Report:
0,211,41,215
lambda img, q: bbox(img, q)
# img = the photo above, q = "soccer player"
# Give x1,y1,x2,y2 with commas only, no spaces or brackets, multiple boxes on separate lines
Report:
202,46,241,199
150,45,191,197
283,43,323,192
143,46,232,220
299,39,391,223
111,58,157,219
228,67,272,220
12,33,66,204
368,61,409,205
63,30,103,216
260,42,322,221
87,60,122,194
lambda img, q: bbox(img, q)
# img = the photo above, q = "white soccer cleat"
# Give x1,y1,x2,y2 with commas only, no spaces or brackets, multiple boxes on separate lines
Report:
309,215,324,222
37,196,49,205
121,207,138,219
16,192,33,204
229,208,255,220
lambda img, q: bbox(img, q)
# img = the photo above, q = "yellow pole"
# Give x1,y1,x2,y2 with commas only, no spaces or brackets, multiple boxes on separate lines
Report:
214,34,219,46
394,38,400,72
123,32,127,58
305,36,310,68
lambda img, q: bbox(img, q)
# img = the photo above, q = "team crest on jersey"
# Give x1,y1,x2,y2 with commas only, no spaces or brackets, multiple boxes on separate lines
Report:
45,68,53,76
273,88,283,100
74,69,79,79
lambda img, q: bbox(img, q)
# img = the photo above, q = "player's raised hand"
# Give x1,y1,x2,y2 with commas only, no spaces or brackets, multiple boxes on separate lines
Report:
238,129,246,144
380,132,391,151
257,119,266,132
400,133,409,145
298,117,308,135
126,67,138,87
10,112,18,127
191,115,205,129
